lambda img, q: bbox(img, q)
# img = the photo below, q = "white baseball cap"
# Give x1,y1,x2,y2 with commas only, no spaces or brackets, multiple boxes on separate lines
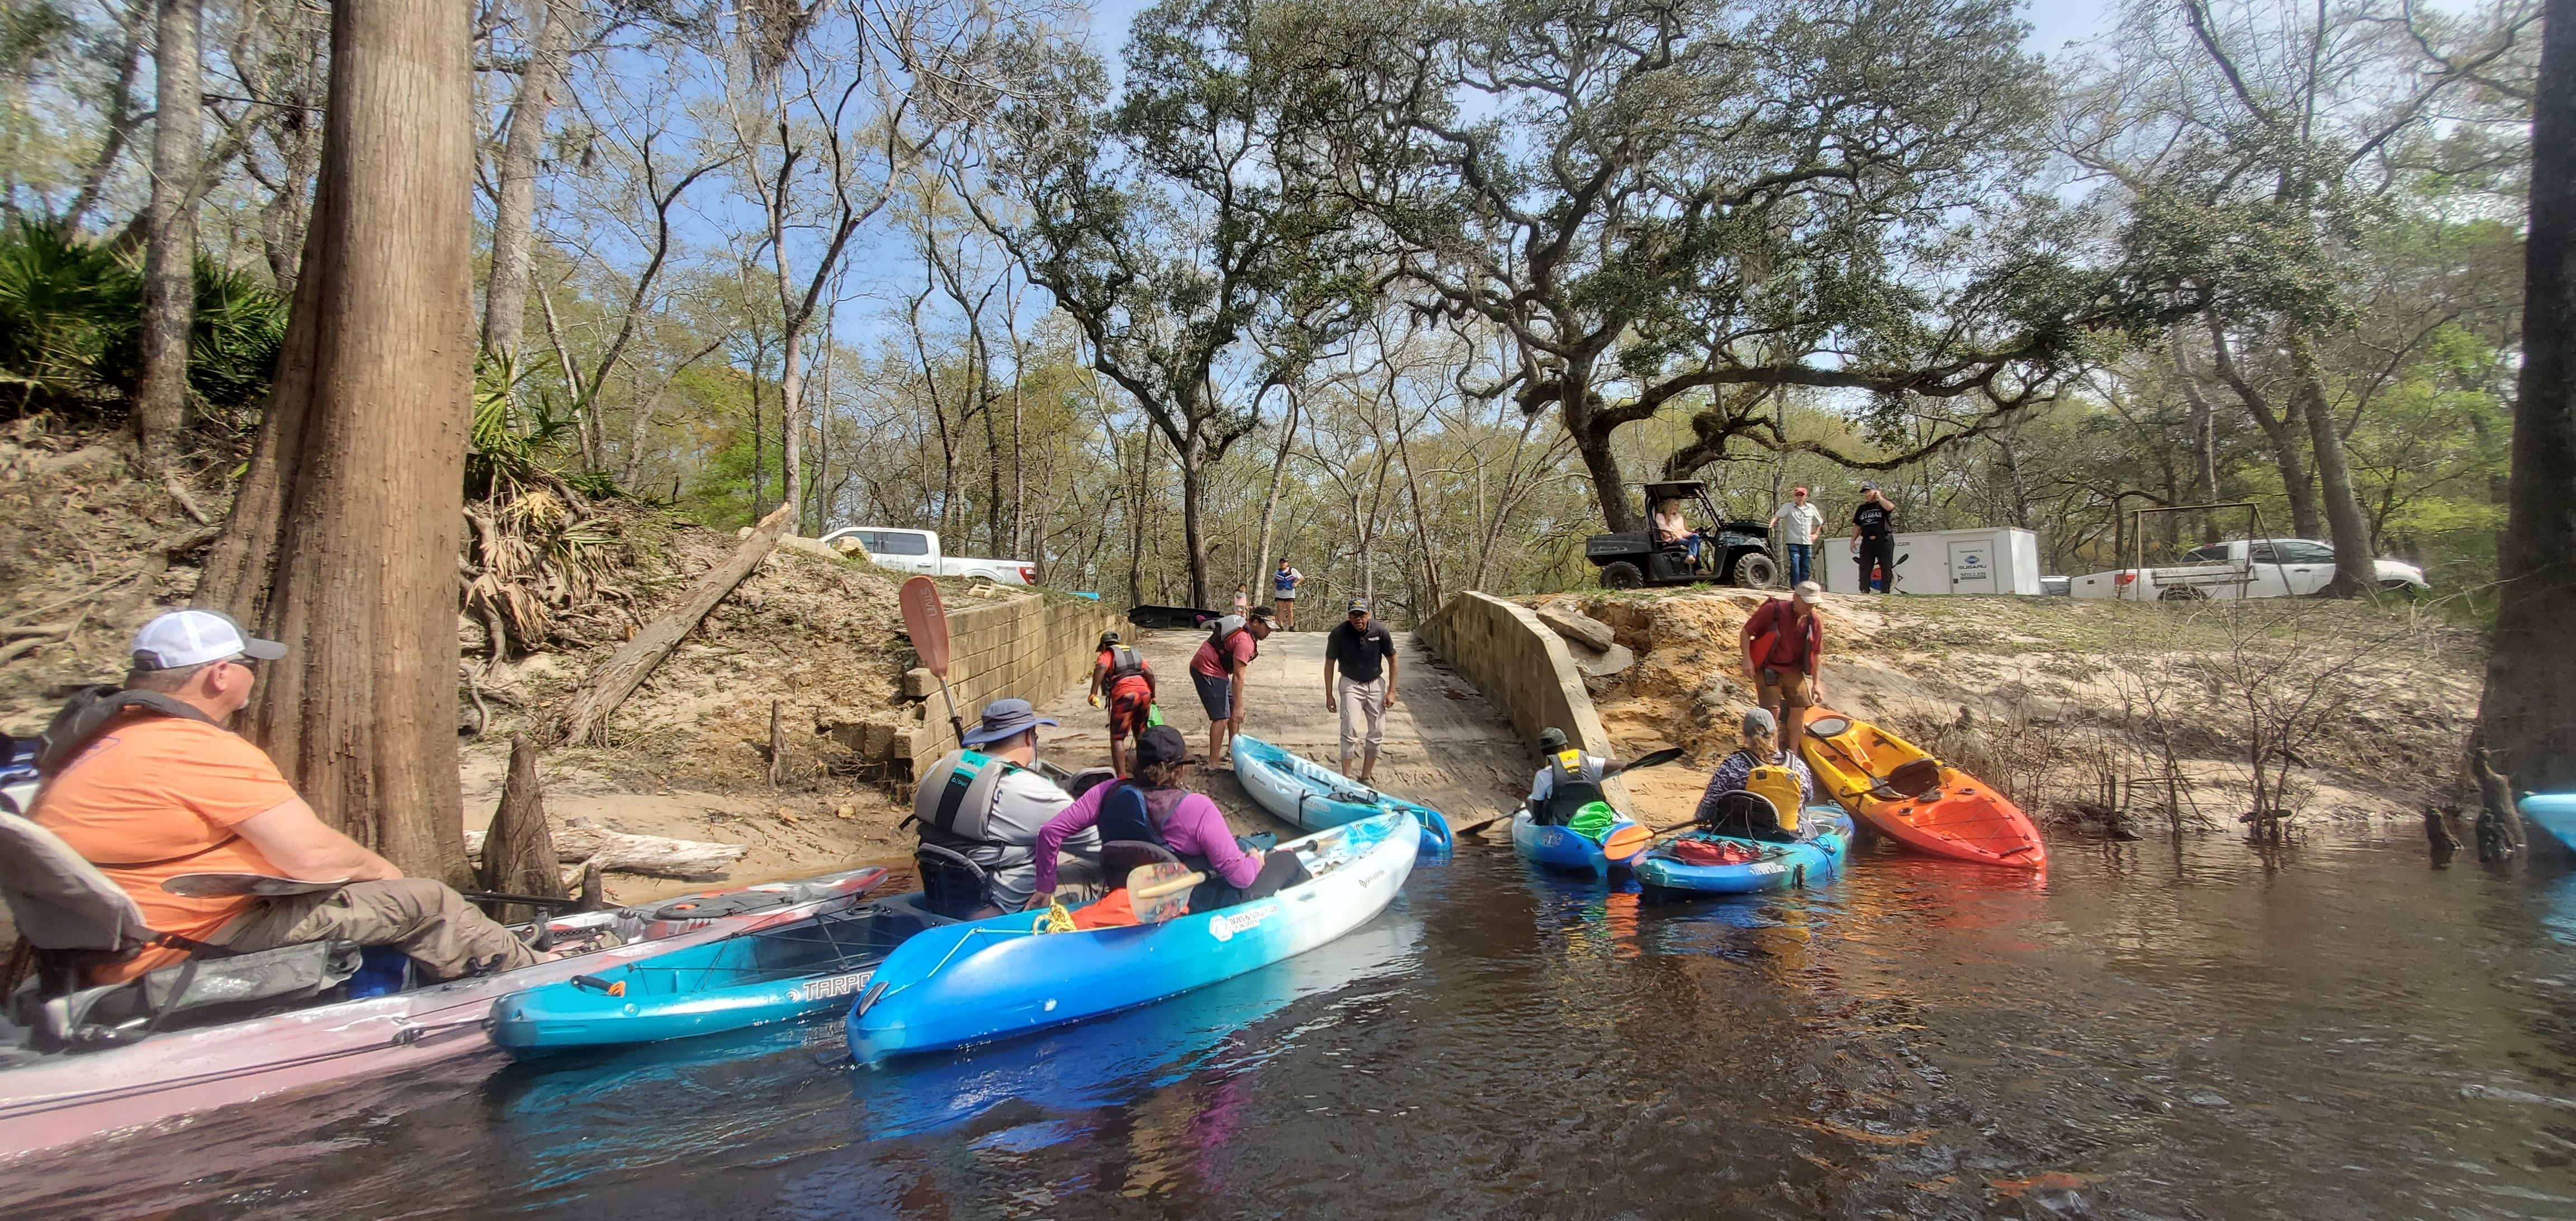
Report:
132,609,287,670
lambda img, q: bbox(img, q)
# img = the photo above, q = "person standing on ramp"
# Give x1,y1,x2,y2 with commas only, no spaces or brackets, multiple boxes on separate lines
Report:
1323,599,1398,783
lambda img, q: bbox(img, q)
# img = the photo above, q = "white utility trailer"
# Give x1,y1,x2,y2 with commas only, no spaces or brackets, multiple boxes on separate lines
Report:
1820,526,2042,596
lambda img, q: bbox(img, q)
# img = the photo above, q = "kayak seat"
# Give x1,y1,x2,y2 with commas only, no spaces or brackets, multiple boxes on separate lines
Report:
1063,768,1118,800
1886,759,1942,799
1100,840,1185,884
913,844,1000,921
1697,791,1797,844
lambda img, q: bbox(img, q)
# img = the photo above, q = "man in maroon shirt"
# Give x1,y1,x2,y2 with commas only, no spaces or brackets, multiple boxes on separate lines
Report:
1740,581,1827,754
1191,607,1275,768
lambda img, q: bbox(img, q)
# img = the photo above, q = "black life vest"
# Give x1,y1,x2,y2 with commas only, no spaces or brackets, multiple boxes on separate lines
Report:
1537,749,1605,826
1096,781,1213,877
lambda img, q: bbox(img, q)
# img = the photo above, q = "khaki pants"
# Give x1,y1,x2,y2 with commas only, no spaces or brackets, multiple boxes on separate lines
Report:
214,878,537,982
1338,675,1388,762
1756,668,1814,746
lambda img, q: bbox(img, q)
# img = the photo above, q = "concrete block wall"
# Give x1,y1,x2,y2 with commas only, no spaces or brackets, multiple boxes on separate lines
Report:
898,594,1117,769
1418,591,1635,813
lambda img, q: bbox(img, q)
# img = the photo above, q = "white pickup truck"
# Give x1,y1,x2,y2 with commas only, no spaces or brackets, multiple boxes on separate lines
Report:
2070,538,2428,600
815,527,1036,586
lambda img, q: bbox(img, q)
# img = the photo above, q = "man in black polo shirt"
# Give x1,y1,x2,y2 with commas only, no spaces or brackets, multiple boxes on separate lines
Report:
1323,599,1399,782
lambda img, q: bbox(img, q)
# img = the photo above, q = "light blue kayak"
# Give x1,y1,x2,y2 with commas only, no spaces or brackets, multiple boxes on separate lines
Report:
1510,808,1649,877
1231,734,1452,857
490,892,945,1057
2526,794,2576,854
849,810,1417,1061
1635,807,1854,898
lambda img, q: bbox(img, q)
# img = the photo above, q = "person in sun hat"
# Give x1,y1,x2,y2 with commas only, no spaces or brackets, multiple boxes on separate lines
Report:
30,609,539,985
912,697,1103,915
1741,580,1827,755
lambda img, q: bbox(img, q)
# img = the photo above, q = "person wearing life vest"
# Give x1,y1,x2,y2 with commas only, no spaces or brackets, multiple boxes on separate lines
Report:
1741,580,1826,756
1088,631,1158,776
1692,707,1819,839
1029,725,1306,912
912,698,1103,913
31,609,539,985
1192,607,1274,768
1524,727,1632,826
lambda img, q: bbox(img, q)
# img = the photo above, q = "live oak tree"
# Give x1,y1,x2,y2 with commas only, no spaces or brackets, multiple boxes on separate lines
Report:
1310,0,2118,531
2480,0,2574,792
198,0,477,882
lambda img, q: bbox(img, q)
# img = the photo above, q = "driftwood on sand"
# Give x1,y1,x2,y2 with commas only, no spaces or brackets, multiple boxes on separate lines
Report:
467,816,746,881
556,501,794,745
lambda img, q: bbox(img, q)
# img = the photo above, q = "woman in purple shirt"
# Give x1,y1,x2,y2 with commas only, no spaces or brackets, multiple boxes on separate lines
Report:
1030,726,1306,911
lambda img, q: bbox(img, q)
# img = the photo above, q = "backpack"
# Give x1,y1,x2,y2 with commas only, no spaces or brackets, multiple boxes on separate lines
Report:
36,686,220,780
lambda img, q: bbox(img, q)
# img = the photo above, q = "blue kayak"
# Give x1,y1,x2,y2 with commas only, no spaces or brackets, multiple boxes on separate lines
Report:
1510,807,1649,877
1231,734,1452,858
490,893,949,1056
1635,807,1854,898
849,810,1417,1061
2527,794,2576,854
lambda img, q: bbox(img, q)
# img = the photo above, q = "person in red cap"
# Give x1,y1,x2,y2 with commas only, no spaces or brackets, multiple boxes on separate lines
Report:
1770,486,1823,586
33,609,538,985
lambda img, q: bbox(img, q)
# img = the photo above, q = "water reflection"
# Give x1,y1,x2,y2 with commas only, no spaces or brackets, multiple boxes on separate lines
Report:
7,832,2576,1220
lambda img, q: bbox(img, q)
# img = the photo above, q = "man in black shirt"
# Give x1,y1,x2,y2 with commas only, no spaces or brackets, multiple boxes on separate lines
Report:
1848,483,1898,593
1323,599,1399,782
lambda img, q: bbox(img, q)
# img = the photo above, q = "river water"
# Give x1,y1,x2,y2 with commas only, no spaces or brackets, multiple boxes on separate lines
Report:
10,829,2575,1219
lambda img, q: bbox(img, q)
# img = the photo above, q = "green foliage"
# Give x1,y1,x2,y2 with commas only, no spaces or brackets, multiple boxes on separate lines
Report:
0,219,287,419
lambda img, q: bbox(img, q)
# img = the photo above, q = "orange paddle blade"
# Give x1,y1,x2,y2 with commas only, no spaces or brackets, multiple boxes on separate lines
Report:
1600,823,1651,863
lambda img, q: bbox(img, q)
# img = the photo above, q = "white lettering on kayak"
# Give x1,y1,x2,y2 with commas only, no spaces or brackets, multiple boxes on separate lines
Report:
787,970,874,1004
1206,907,1273,943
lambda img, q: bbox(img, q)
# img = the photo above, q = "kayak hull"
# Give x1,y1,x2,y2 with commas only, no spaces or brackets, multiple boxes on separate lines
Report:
1509,810,1646,877
0,868,888,1158
1231,733,1452,858
490,892,945,1056
1799,708,2047,869
1636,808,1853,897
849,811,1415,1061
2527,794,2576,854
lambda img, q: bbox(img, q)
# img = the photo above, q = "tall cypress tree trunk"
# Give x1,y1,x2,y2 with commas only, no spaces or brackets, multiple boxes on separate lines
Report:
479,0,575,362
132,0,202,461
198,0,475,882
2290,334,2381,595
2480,0,2576,793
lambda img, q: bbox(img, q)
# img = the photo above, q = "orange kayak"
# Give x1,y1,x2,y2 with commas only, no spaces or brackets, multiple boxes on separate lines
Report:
1797,708,2046,869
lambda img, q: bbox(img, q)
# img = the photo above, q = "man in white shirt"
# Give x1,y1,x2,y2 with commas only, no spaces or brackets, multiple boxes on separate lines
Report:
1769,486,1824,587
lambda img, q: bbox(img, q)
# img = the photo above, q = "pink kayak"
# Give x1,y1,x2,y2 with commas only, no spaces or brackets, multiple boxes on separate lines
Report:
0,867,887,1160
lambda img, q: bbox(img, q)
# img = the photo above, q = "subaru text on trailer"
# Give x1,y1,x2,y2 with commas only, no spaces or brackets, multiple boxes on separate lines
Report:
1585,480,1778,589
816,527,1037,586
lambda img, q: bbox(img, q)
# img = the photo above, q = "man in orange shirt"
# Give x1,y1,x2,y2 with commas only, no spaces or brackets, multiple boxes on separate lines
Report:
34,609,536,984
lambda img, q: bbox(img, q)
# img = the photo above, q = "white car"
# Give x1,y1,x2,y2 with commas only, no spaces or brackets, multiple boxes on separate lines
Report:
816,527,1036,586
2070,538,2427,600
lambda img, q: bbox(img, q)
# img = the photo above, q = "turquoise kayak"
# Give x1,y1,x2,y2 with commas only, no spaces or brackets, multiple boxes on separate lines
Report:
849,810,1417,1061
1634,807,1854,897
1510,808,1649,877
1231,734,1452,857
490,893,947,1056
2527,794,2576,854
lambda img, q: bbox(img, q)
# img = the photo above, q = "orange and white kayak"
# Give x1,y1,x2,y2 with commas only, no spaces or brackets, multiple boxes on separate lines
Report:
1797,708,2045,869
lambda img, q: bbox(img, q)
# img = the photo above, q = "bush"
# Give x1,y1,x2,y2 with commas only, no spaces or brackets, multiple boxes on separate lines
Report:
0,220,288,423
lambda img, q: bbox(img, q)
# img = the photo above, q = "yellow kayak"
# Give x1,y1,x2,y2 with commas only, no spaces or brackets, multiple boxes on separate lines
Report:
1798,709,2045,869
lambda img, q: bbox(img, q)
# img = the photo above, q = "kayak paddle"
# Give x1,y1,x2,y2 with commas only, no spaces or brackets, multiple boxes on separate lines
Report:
1452,746,1688,840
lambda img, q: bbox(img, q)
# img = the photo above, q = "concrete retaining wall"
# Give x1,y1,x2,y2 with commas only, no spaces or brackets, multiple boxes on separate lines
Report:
897,594,1117,769
1417,591,1633,813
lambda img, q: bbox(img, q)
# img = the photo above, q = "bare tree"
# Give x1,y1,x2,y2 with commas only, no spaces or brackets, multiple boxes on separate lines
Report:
131,0,203,461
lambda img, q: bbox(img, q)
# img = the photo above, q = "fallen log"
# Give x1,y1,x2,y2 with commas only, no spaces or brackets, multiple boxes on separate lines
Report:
557,501,793,745
465,816,746,879
1537,602,1617,652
